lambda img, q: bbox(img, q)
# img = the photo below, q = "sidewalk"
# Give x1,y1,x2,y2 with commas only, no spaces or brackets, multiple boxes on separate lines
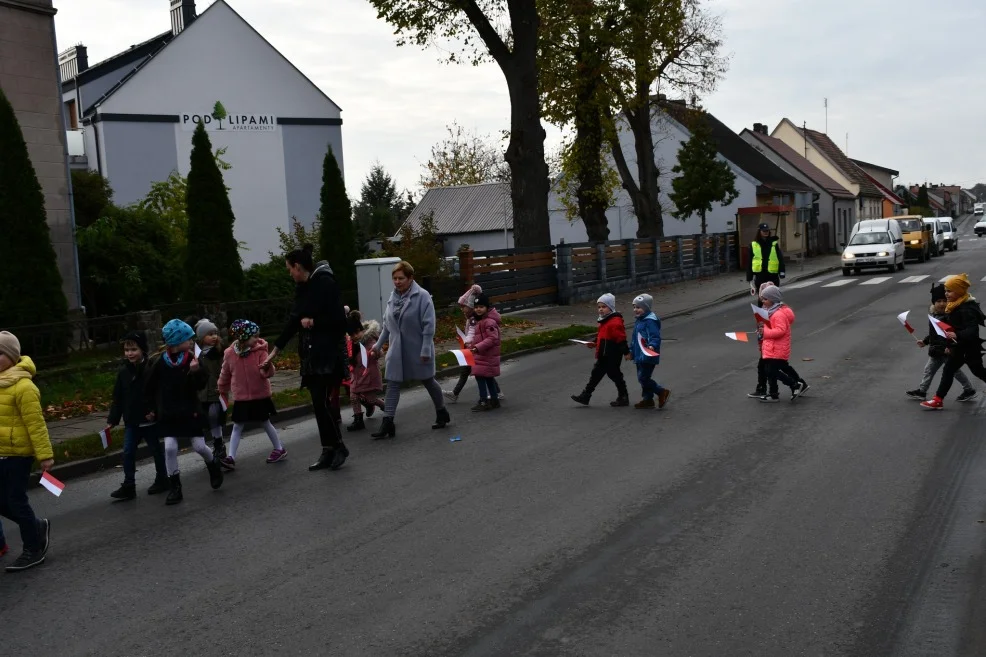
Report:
45,254,842,446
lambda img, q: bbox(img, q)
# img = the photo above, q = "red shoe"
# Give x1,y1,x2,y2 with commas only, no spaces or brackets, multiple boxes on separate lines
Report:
920,397,944,410
0,543,8,558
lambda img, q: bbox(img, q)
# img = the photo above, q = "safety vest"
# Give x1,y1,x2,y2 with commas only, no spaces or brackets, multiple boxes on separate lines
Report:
751,241,780,274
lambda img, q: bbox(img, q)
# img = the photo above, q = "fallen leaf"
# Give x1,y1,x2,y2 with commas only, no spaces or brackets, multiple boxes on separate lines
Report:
802,357,814,362
822,376,831,379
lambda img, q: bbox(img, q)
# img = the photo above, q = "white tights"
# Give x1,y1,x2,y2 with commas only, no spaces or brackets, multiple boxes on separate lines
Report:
228,420,282,459
164,436,213,476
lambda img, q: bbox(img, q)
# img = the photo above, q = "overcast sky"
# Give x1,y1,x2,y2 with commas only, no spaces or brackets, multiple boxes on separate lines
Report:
53,0,986,202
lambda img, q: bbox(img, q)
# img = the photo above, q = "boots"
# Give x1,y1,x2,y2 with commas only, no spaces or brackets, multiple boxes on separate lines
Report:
372,417,396,439
165,474,183,505
147,477,170,495
347,415,365,432
610,396,630,407
362,401,375,418
329,441,349,470
432,408,451,430
309,448,334,471
571,391,592,406
110,482,136,500
206,457,224,490
212,438,227,461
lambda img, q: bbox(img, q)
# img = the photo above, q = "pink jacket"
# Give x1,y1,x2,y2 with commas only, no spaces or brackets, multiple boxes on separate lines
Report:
351,332,383,394
218,339,275,402
761,305,794,360
472,309,501,378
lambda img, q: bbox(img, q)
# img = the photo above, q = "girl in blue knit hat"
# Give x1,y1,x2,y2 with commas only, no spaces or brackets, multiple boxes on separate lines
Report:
629,294,671,409
144,319,224,505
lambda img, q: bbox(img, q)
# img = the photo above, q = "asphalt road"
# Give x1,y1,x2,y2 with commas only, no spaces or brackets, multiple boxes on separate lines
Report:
3,217,986,656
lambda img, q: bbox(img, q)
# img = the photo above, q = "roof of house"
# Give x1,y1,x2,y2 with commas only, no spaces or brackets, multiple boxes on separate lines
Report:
926,191,946,210
742,130,855,200
62,30,174,98
83,1,342,115
859,170,906,205
962,189,977,200
849,158,899,177
793,126,884,198
659,101,813,196
396,183,512,237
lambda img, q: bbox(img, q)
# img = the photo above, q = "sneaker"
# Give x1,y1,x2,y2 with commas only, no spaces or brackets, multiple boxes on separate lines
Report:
0,543,8,558
747,389,766,399
220,456,236,471
4,550,44,573
920,398,944,410
37,518,50,557
443,390,459,404
634,399,655,409
110,483,136,500
657,389,671,409
905,389,926,400
266,448,287,463
792,381,810,400
759,395,780,403
498,392,505,401
957,390,978,402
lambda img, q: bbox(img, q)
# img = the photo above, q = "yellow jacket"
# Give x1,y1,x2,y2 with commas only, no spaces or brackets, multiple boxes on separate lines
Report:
0,356,54,460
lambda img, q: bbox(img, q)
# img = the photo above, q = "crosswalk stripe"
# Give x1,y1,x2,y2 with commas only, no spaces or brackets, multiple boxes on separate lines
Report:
939,276,950,283
822,279,855,287
981,276,986,282
900,275,930,283
860,277,891,285
782,280,821,289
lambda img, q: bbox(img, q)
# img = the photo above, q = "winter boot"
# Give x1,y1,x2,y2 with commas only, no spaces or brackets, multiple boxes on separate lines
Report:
432,407,451,429
371,416,397,439
207,457,224,490
635,399,656,409
610,396,630,407
213,438,228,461
110,482,136,500
329,442,349,470
165,474,183,505
347,415,366,432
571,391,592,406
362,401,376,417
309,448,334,471
147,476,170,495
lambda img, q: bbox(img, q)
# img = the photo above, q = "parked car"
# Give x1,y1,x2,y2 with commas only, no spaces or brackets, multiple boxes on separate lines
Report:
975,202,984,216
939,218,957,251
923,217,946,256
842,219,906,275
975,218,986,236
893,215,932,262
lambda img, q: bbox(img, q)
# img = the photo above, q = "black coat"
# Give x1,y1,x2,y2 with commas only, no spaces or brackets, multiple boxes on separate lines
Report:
945,299,986,354
144,353,208,437
107,358,153,428
746,236,786,282
274,262,348,385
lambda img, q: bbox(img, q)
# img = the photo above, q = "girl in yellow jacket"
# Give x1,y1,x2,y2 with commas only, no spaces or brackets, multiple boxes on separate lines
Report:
0,331,53,573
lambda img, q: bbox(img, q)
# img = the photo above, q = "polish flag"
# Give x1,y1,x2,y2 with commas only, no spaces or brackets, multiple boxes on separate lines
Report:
638,335,659,357
194,343,202,358
897,310,914,334
451,349,475,367
219,393,229,412
40,471,65,497
456,326,468,349
359,343,368,368
929,315,954,338
99,427,112,449
751,303,771,324
725,332,750,342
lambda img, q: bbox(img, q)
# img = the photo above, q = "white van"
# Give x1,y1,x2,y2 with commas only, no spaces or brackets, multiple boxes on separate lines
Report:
975,202,984,216
842,219,905,275
939,218,957,251
923,217,946,256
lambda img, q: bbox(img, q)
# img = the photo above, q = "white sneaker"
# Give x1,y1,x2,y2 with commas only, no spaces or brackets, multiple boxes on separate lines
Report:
443,390,458,404
497,392,505,401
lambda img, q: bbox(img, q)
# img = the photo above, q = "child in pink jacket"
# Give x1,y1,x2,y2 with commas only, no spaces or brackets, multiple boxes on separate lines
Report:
218,320,284,467
757,286,808,403
470,294,502,412
346,311,385,432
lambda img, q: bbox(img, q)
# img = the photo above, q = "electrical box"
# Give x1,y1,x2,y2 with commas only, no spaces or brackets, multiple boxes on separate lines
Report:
356,257,401,325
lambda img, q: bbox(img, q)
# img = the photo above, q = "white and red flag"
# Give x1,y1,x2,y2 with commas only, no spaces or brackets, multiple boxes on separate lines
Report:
99,427,112,449
897,310,915,334
725,332,750,342
638,335,659,357
928,315,954,339
359,343,368,368
219,393,229,412
751,303,771,325
451,349,476,367
456,326,468,349
40,471,65,497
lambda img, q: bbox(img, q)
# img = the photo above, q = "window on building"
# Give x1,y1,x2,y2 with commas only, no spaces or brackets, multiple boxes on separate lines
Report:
66,100,78,130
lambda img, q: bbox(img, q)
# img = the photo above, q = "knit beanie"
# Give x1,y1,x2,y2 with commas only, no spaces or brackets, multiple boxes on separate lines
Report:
761,285,783,303
162,319,195,347
758,281,776,297
930,283,947,302
632,294,653,313
458,284,482,308
122,331,149,355
195,318,218,341
597,293,616,314
0,331,21,363
229,319,260,343
944,273,971,295
474,293,491,308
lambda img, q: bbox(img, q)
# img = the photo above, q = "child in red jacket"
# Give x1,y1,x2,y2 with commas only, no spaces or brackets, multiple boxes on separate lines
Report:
470,294,502,412
571,293,630,406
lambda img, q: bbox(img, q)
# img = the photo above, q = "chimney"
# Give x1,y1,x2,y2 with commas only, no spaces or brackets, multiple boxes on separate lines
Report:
58,44,88,81
753,122,768,135
170,0,197,36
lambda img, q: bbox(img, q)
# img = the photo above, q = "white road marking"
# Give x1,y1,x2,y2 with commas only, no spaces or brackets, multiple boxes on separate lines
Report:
860,277,891,285
939,276,951,283
900,275,930,283
822,279,856,287
782,280,822,289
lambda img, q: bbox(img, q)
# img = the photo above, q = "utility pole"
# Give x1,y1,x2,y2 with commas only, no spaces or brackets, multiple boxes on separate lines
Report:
824,98,828,134
845,133,849,156
803,120,808,158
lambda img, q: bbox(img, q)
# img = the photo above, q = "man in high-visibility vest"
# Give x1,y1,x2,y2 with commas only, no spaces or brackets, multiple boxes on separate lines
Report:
747,222,785,294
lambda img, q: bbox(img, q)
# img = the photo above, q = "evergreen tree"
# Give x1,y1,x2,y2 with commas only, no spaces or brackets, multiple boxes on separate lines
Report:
669,113,738,234
184,122,242,300
0,85,68,328
915,185,930,208
318,145,357,291
354,164,400,238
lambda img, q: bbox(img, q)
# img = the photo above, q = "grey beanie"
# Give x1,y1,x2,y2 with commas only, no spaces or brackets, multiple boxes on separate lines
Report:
195,318,218,341
632,294,653,313
597,293,616,313
761,286,783,303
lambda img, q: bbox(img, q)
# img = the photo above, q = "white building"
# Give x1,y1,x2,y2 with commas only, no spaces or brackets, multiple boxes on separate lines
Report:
58,0,344,265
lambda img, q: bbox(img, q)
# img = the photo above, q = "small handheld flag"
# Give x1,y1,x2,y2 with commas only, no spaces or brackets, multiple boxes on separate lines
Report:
725,332,750,342
638,334,659,357
456,326,468,349
99,427,112,449
360,343,368,368
568,339,593,345
219,393,229,412
40,471,65,497
897,310,914,334
194,343,202,358
450,349,476,367
929,315,954,339
751,303,771,324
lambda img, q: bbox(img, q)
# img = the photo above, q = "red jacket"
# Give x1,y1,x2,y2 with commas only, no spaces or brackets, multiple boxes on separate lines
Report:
472,309,501,378
595,312,628,360
762,305,795,360
217,339,275,402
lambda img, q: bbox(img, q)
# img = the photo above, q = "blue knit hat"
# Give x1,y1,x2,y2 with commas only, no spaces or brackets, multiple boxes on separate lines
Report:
162,319,195,347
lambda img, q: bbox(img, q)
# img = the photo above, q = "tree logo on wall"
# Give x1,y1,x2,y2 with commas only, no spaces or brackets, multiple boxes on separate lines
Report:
211,101,228,130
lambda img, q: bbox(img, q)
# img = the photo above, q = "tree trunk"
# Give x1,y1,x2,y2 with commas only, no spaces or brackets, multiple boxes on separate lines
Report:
501,1,551,248
573,16,609,243
700,209,707,235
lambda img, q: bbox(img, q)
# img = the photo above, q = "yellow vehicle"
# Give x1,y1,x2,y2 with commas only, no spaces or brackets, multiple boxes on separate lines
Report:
894,215,932,262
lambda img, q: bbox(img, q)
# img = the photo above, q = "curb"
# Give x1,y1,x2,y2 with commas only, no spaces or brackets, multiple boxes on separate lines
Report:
40,264,840,485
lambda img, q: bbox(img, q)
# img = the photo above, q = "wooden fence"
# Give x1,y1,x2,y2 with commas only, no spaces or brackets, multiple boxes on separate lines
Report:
460,246,558,313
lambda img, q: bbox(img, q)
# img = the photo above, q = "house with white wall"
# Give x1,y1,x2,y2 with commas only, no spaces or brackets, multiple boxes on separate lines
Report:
58,0,344,265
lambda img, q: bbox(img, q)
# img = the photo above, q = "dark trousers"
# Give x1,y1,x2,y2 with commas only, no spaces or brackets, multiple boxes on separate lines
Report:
0,457,41,553
476,376,498,400
309,377,343,448
636,363,665,400
123,425,168,485
764,358,798,396
935,347,986,398
752,273,781,290
453,367,472,396
757,357,803,392
584,357,628,398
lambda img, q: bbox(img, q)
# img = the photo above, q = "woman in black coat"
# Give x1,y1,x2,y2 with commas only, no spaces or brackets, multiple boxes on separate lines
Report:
261,244,350,471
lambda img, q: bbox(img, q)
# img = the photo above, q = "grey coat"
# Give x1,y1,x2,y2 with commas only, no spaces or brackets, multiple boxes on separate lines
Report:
373,281,436,383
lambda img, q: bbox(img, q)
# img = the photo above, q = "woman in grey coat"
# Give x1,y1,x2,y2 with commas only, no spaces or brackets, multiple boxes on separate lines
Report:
371,260,450,438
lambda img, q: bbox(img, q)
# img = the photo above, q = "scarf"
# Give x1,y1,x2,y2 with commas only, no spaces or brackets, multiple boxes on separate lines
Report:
233,341,252,358
946,294,971,315
598,311,615,323
162,350,187,368
766,302,785,317
0,365,30,388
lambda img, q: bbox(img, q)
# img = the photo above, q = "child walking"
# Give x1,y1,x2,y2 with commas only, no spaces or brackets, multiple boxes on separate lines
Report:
629,294,670,409
571,293,630,406
218,320,284,466
444,285,488,404
758,286,809,402
471,294,502,411
921,274,986,410
0,331,53,572
105,331,169,500
346,311,385,432
907,283,977,402
145,319,224,505
195,319,228,463
749,281,807,398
